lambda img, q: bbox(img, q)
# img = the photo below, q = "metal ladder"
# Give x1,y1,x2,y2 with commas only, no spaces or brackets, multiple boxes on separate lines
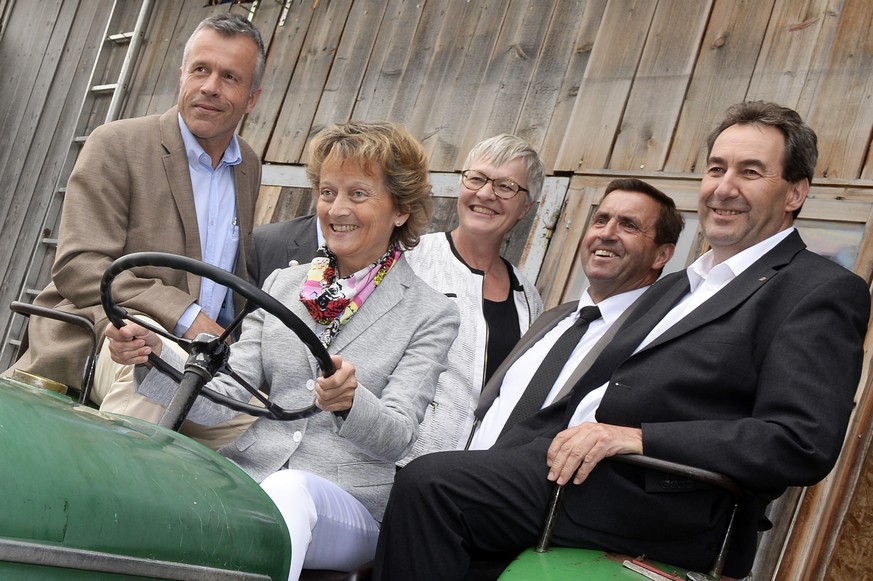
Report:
0,0,155,370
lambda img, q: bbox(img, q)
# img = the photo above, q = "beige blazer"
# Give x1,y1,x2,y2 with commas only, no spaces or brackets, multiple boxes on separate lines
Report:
11,107,259,388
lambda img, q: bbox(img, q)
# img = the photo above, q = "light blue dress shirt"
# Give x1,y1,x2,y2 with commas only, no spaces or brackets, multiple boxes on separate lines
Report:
175,114,242,335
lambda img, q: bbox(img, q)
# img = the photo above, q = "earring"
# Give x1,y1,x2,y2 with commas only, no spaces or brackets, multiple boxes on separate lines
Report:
395,221,402,227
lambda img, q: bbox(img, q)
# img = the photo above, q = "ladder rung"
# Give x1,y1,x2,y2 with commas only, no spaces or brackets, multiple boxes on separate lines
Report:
91,83,117,93
20,8,151,319
7,338,22,348
108,32,133,44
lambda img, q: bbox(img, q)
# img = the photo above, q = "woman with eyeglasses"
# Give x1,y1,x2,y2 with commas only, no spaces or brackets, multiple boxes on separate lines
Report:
399,134,545,467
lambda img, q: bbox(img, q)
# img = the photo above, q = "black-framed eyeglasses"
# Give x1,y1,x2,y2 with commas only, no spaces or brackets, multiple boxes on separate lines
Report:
461,170,529,200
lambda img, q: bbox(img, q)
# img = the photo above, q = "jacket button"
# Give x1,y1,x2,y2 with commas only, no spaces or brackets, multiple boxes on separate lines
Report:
292,431,303,443
306,379,315,391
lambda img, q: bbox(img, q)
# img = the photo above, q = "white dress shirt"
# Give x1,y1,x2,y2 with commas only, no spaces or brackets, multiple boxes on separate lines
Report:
469,286,648,450
567,227,795,428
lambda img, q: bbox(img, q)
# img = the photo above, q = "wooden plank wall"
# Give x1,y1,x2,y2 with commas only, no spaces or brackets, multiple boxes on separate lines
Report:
0,0,117,354
0,0,11,39
85,0,873,191
2,0,873,578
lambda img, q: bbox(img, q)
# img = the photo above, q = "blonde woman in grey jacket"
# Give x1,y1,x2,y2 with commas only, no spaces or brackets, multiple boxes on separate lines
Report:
401,135,545,466
105,122,459,580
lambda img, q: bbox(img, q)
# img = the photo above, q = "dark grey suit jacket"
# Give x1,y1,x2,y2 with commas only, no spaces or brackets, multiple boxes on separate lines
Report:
247,215,319,287
497,230,870,575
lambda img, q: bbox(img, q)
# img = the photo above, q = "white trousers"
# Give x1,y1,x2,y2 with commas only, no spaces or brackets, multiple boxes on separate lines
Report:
260,470,380,581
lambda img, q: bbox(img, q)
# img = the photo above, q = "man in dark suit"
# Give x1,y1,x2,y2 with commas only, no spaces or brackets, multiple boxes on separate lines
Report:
373,101,870,579
247,213,320,287
466,177,683,451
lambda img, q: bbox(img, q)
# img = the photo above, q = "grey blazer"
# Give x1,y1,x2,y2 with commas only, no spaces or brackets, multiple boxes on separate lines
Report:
247,215,319,287
138,256,460,521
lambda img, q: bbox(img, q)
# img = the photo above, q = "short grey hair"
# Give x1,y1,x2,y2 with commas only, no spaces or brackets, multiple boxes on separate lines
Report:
462,134,545,202
183,13,266,93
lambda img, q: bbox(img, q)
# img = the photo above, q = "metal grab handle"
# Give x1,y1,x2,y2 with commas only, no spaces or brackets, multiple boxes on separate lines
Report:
536,454,741,579
9,301,98,405
536,483,565,553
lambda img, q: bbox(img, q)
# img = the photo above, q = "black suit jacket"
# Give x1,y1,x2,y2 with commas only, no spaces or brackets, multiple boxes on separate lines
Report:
247,215,319,288
474,295,639,424
497,231,870,575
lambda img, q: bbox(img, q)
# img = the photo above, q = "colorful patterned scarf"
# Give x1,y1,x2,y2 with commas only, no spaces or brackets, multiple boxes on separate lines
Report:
299,245,401,347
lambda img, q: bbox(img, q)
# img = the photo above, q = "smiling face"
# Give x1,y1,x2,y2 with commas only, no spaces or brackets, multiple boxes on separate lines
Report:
699,123,808,263
581,190,675,302
456,157,533,241
316,155,409,276
178,28,262,163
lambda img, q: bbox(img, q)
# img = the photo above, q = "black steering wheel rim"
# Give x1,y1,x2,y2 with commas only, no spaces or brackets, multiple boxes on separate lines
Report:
100,251,334,423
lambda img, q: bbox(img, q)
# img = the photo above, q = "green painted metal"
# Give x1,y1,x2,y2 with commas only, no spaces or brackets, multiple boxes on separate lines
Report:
0,561,171,580
0,379,291,580
499,548,691,580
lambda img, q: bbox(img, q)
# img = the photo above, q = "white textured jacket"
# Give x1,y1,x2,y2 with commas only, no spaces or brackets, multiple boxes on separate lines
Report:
400,232,543,466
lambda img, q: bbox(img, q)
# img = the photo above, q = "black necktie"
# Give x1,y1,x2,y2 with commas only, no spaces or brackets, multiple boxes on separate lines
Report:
499,305,602,436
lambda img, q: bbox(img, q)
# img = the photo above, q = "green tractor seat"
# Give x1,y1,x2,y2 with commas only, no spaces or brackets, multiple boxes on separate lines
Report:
499,454,741,581
501,548,695,580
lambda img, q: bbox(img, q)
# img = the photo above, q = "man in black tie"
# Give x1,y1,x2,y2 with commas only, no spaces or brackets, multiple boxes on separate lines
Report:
373,101,870,579
466,177,683,450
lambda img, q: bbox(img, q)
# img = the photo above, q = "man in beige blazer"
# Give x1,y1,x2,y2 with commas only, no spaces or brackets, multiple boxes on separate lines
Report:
6,14,265,421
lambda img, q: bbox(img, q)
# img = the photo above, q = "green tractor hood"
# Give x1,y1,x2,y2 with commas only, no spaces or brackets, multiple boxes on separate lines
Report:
0,378,290,580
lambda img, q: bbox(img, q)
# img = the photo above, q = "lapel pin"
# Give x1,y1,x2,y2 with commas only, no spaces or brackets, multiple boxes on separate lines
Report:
759,276,768,282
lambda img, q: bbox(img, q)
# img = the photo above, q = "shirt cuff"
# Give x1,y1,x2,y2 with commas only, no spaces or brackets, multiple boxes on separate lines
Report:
175,303,202,336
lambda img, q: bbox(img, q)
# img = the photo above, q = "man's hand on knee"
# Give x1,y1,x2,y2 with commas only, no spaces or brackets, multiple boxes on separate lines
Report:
546,423,643,485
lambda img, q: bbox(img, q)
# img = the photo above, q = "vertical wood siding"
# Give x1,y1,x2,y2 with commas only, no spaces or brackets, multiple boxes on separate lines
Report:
2,0,873,577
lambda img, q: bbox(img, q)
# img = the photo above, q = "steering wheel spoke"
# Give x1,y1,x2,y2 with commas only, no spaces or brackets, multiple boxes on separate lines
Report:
200,363,276,417
113,310,195,352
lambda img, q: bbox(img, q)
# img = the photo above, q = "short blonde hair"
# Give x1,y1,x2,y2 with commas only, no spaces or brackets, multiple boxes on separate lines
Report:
307,122,432,250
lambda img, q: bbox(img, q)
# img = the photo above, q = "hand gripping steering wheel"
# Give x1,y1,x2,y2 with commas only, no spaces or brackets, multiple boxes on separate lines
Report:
100,252,335,431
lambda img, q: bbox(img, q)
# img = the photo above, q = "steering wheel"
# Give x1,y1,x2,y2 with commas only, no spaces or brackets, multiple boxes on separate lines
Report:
100,252,335,430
